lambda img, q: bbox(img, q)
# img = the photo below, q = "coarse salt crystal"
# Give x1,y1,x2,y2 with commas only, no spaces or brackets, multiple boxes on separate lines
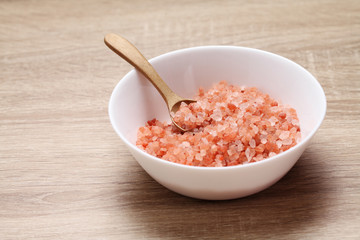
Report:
211,145,218,152
173,148,180,155
292,119,300,126
249,138,256,148
200,149,207,156
296,132,302,143
181,141,190,147
209,130,217,136
282,138,293,145
240,102,249,111
185,113,192,121
245,148,251,160
210,109,223,121
195,153,202,161
245,148,255,161
269,116,278,126
237,142,244,152
269,152,277,158
279,131,290,140
251,124,259,134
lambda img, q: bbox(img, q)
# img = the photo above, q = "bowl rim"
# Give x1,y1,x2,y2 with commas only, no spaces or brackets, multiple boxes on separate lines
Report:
109,45,327,171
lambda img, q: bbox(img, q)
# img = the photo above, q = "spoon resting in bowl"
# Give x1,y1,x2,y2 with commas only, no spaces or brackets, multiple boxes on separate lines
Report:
104,33,196,132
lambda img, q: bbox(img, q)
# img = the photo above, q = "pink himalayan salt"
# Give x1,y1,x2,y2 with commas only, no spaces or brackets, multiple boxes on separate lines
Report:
136,81,301,167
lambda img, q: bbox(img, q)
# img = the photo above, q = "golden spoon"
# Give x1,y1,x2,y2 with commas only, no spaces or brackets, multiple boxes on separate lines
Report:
104,33,196,132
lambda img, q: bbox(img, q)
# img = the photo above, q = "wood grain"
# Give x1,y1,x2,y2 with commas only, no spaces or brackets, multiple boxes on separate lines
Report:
1,0,359,239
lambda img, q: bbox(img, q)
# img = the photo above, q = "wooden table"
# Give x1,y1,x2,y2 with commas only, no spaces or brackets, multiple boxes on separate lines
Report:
1,0,359,239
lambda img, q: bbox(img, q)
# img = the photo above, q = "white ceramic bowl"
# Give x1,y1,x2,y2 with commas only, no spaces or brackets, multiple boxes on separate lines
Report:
109,46,326,200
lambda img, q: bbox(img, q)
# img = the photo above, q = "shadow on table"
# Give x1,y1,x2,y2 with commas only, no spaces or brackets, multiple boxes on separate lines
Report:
120,149,331,239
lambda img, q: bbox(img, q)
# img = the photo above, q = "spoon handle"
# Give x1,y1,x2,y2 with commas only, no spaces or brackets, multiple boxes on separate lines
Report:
104,33,180,109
